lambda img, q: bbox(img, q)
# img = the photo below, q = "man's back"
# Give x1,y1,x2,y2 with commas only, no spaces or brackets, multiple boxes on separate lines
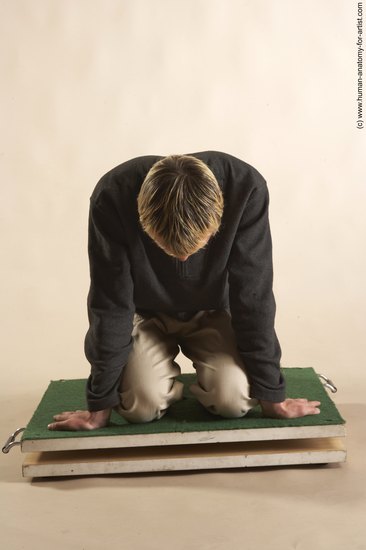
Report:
84,151,284,410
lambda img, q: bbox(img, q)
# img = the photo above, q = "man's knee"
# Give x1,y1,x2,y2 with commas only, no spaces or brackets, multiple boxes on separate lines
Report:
118,406,164,424
115,390,166,423
207,393,254,418
116,380,184,424
191,381,257,419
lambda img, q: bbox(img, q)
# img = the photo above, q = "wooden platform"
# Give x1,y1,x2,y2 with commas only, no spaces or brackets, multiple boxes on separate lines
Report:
10,368,347,477
23,438,346,477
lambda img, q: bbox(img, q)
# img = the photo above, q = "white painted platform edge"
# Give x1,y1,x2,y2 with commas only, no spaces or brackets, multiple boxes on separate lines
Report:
22,449,347,478
21,424,346,452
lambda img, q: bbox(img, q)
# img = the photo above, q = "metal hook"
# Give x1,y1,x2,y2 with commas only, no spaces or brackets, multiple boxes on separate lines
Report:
317,373,337,393
2,427,25,454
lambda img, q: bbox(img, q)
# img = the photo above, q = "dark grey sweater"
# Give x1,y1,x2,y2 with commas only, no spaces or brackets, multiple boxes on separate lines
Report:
84,151,285,411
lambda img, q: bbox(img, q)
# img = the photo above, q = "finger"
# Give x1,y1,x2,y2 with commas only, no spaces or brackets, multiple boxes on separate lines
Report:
290,399,321,405
284,401,321,418
48,417,95,431
298,404,321,417
53,413,74,421
48,420,76,431
53,410,89,421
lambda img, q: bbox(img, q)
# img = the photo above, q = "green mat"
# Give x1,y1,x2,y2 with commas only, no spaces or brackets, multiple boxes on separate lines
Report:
22,368,345,441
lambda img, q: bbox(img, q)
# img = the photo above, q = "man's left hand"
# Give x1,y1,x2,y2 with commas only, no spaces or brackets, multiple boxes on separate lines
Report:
259,398,321,419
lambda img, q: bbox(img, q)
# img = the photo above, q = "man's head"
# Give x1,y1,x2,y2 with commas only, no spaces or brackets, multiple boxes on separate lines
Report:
137,155,224,261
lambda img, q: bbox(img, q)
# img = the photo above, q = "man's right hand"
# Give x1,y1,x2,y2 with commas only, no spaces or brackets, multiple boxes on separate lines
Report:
47,408,111,431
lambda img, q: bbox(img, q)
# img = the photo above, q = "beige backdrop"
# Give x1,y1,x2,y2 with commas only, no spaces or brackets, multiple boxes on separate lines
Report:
1,0,365,409
1,3,366,550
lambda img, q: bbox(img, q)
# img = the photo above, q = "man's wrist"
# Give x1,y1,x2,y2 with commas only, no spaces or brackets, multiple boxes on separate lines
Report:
89,408,112,425
259,400,286,416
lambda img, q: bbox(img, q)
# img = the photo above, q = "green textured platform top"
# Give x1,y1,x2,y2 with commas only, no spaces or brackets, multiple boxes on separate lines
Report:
21,368,345,442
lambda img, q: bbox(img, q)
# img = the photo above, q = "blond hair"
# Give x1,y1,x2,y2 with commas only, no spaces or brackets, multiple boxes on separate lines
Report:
137,155,224,256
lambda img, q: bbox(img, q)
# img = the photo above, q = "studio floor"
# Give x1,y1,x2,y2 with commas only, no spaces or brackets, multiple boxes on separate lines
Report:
1,395,365,550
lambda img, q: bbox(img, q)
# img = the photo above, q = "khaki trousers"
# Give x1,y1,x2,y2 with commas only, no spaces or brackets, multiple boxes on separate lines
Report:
114,310,258,423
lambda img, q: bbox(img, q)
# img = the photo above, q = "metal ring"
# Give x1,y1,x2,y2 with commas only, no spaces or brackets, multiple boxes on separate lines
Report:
2,427,26,454
317,373,337,393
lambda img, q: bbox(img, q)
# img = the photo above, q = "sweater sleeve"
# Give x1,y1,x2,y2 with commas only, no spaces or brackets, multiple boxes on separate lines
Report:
84,194,135,411
227,179,285,402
